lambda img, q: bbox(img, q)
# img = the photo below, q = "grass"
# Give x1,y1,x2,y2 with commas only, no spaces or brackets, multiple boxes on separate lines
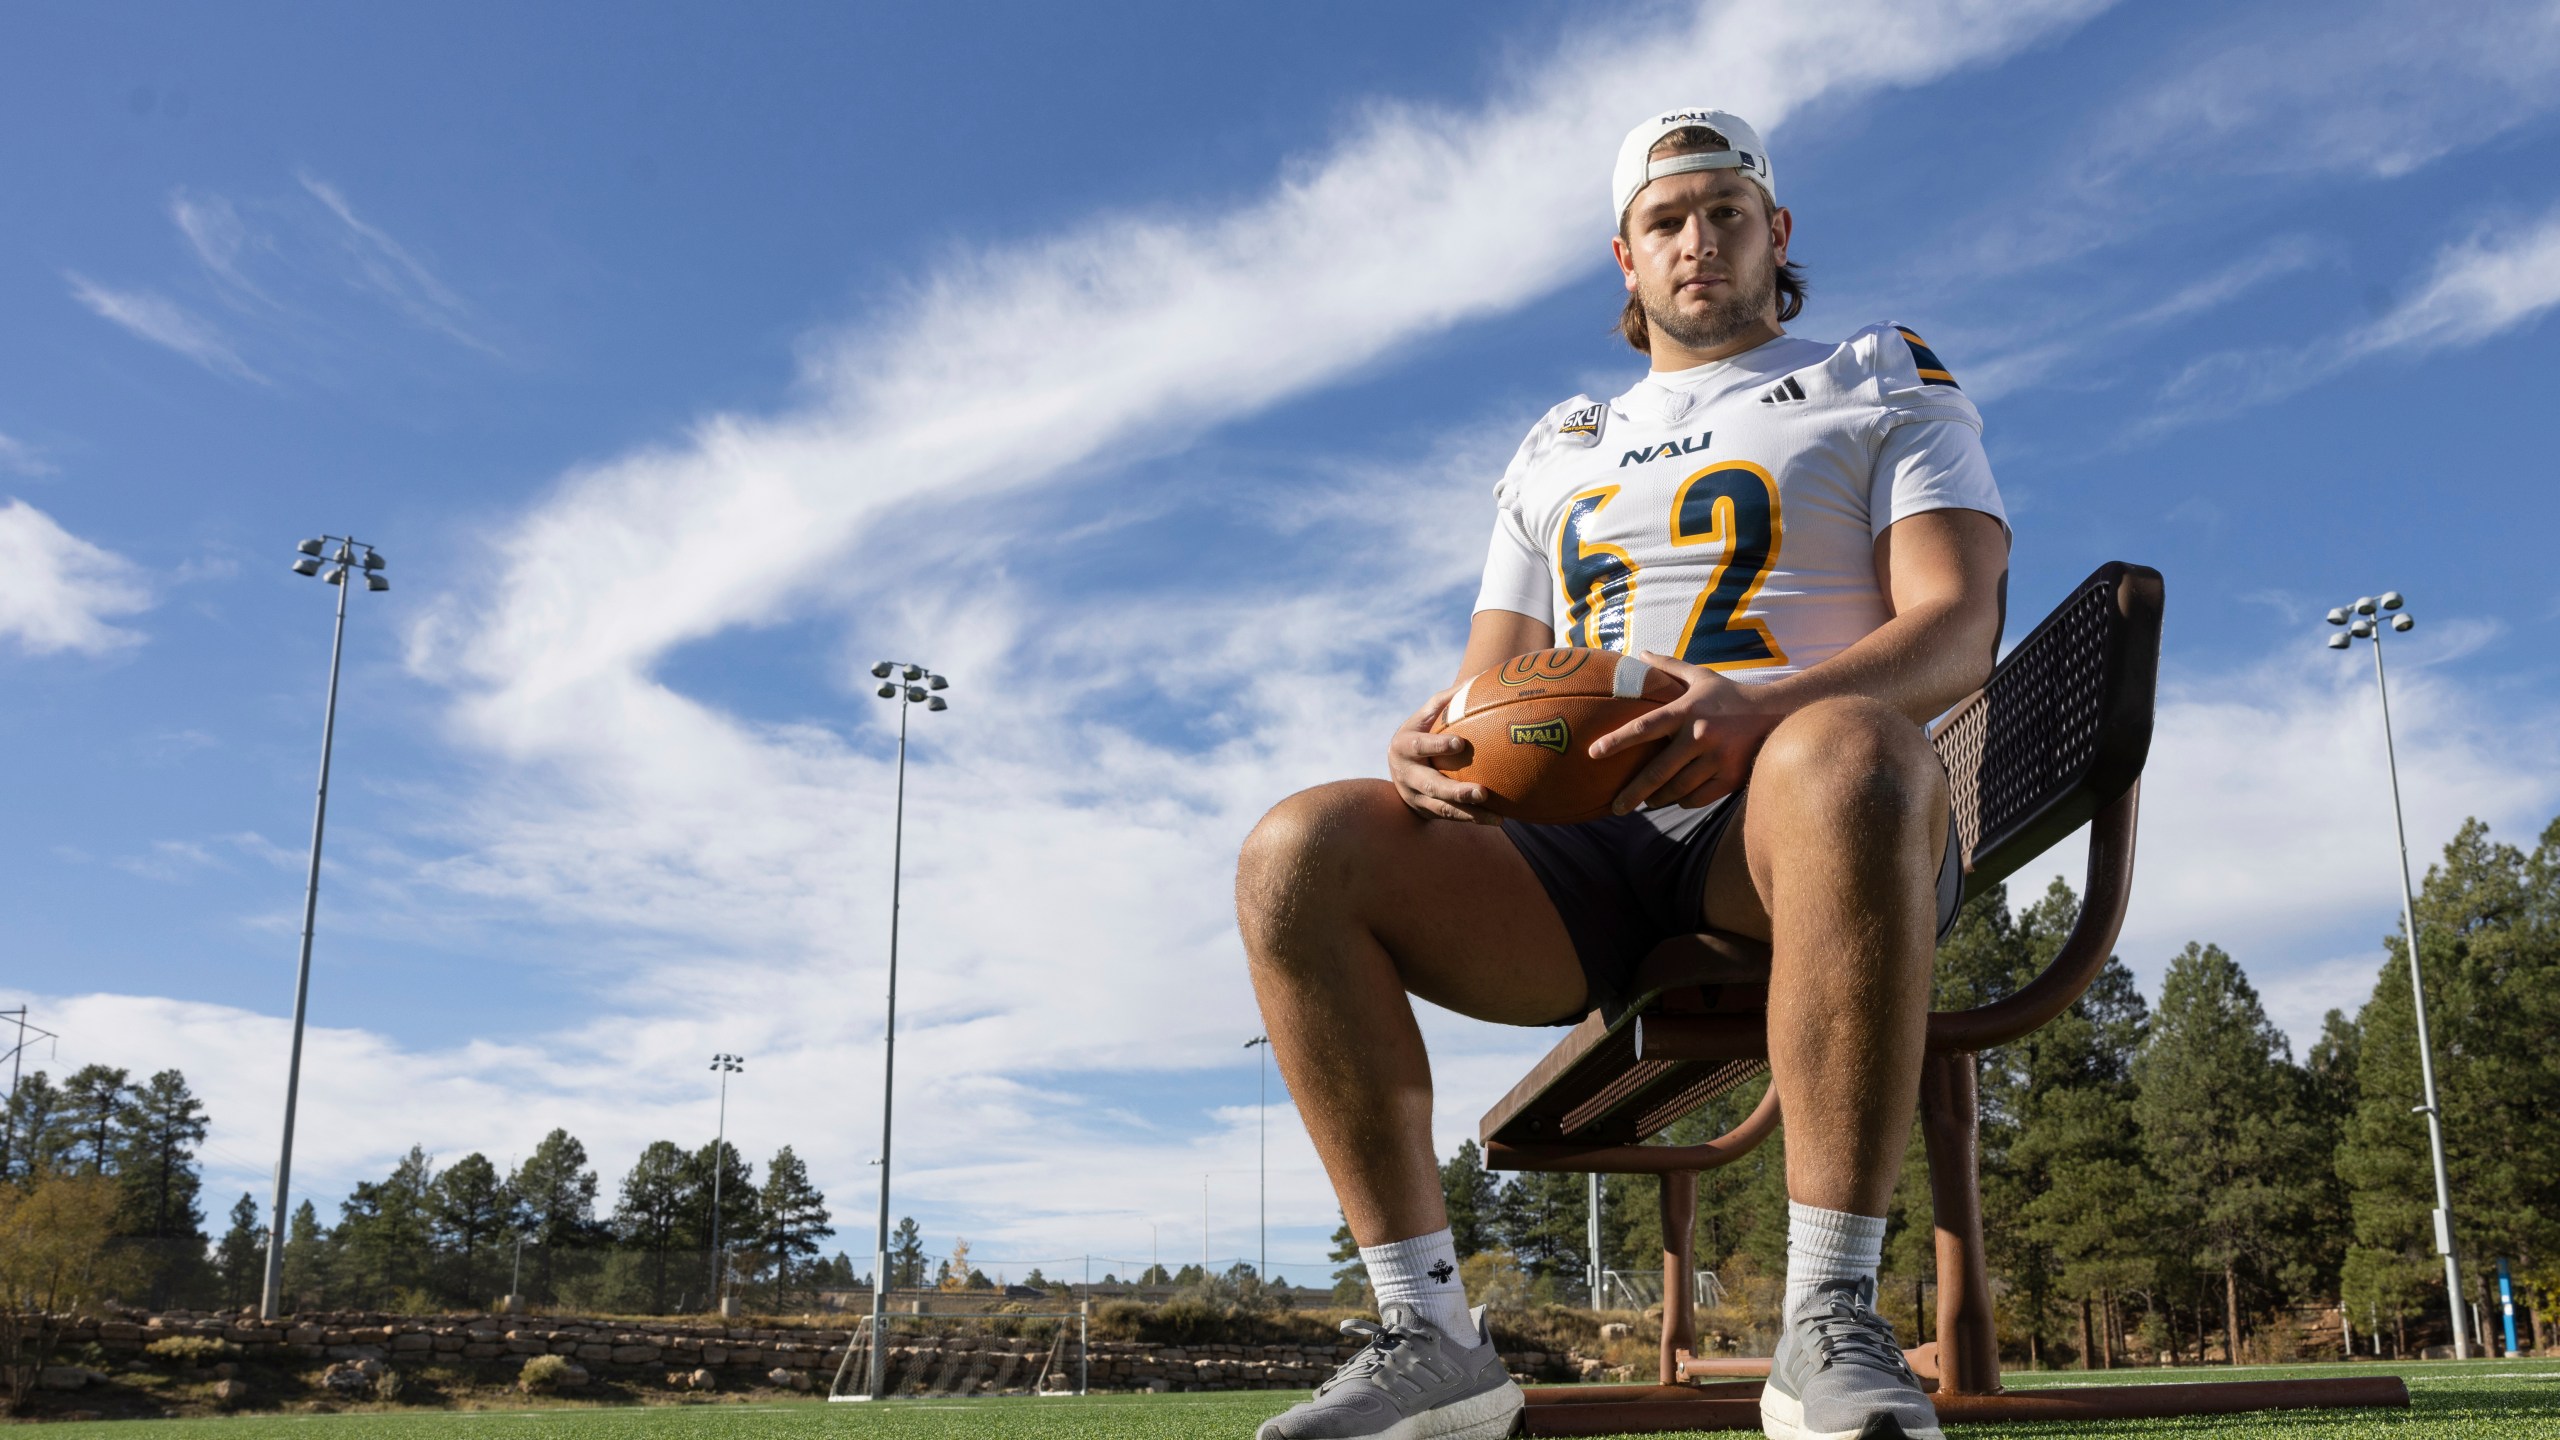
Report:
30,1357,2560,1438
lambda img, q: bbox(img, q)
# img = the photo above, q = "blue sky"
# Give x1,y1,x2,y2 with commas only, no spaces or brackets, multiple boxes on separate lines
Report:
7,0,2560,1281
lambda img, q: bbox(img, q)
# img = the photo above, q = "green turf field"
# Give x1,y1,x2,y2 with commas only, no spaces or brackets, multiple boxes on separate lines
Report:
32,1358,2560,1438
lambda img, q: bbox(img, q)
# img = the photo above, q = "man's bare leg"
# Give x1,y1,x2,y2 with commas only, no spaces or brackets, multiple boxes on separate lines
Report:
1236,778,1587,1244
1697,695,1948,1212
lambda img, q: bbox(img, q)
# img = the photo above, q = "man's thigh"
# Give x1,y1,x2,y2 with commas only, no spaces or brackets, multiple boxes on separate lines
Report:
1263,779,1588,1026
1695,786,1958,943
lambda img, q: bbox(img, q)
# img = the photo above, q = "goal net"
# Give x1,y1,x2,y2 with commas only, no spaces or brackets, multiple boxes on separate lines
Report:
826,1309,1089,1401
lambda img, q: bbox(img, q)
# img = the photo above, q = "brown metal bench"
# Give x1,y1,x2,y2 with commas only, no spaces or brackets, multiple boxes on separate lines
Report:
1478,562,2411,1433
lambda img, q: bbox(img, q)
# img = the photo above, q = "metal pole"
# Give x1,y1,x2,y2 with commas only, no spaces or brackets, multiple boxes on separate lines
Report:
710,1066,729,1307
869,693,910,1398
1259,1041,1267,1282
2369,628,2470,1359
1588,1173,1603,1311
262,558,351,1321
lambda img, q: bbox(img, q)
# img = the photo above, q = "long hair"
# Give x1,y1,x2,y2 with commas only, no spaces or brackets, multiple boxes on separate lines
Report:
1617,126,1806,354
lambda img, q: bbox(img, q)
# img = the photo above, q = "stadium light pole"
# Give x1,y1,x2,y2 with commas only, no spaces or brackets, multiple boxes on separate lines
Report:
262,535,389,1322
1245,1035,1270,1282
708,1053,745,1309
2326,591,2469,1359
867,660,949,1398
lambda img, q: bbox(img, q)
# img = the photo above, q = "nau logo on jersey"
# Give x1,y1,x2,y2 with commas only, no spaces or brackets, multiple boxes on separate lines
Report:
1896,326,1960,388
1621,430,1712,467
1556,402,1608,448
1509,717,1570,754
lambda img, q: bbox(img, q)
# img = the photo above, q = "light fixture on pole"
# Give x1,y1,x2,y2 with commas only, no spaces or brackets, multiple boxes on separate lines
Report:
1245,1035,1270,1283
262,535,389,1322
2325,590,2468,1359
866,659,950,1398
708,1053,745,1311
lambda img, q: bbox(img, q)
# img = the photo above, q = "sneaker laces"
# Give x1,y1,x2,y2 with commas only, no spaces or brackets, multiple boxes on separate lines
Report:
1318,1316,1417,1393
1806,1292,1913,1379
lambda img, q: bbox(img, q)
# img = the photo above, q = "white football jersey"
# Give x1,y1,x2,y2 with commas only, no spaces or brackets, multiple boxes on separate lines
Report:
1473,322,2005,681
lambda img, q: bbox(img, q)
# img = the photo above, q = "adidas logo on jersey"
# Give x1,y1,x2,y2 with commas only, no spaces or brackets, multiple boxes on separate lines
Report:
1619,430,1712,467
1760,375,1807,405
1556,402,1608,447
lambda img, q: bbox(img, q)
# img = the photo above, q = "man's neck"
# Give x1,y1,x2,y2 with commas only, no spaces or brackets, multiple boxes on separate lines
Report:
1647,315,1785,373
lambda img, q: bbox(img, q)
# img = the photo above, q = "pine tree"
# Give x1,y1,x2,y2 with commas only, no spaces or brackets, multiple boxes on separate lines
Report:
1493,1170,1592,1296
1439,1141,1498,1258
507,1129,601,1300
116,1069,209,1241
431,1153,511,1306
336,1147,439,1307
215,1193,268,1310
279,1198,330,1311
58,1064,131,1176
757,1145,833,1296
682,1139,756,1293
2338,816,2560,1352
613,1141,695,1313
886,1216,928,1290
2132,943,2325,1363
2,1071,70,1181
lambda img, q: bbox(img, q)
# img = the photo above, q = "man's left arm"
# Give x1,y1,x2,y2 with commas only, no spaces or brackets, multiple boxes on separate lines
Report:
1593,508,2008,813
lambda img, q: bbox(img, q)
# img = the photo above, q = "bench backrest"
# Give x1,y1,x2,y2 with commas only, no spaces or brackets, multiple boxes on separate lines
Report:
1936,561,2161,901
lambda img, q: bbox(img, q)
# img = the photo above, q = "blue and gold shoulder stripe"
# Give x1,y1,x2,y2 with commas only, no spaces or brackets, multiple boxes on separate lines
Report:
1895,325,1960,389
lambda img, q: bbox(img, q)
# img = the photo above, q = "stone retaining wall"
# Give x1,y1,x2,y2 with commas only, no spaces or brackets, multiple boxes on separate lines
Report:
44,1310,1587,1393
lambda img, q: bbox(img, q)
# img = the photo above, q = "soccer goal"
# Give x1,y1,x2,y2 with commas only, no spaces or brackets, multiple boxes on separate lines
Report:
826,1307,1090,1401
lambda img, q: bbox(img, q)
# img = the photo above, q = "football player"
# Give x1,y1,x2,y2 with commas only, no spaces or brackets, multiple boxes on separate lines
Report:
1236,107,2008,1440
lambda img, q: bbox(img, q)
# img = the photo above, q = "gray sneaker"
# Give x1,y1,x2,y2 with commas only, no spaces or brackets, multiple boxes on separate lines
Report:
1759,1278,1941,1440
1255,1303,1522,1440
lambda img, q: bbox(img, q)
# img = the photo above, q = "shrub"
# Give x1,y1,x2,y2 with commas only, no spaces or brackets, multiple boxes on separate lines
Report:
146,1336,239,1364
519,1354,585,1393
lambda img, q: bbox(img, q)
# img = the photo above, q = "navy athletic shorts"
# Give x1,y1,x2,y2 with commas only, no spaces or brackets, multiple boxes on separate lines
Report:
1501,790,1965,1023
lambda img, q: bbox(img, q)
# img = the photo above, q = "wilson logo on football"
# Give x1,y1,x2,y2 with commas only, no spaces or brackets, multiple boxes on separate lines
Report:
1508,718,1570,754
1497,650,1591,686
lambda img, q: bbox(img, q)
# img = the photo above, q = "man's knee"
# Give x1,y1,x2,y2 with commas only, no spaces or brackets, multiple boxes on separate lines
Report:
1750,696,1946,837
1236,779,1401,948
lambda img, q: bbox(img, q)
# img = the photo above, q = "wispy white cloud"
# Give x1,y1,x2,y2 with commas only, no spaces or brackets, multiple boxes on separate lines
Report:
299,173,497,354
172,190,274,304
1888,0,2560,396
2147,202,2560,431
0,498,151,655
64,273,266,382
0,430,55,478
2347,207,2560,355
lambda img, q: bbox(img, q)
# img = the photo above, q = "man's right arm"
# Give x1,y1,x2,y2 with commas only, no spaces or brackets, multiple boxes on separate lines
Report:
1388,608,1554,823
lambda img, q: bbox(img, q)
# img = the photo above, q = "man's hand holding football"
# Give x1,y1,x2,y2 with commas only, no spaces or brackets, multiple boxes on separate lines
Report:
1590,650,1786,814
1387,687,1498,823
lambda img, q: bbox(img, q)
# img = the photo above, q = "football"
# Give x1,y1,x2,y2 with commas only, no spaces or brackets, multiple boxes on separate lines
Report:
1430,647,1684,823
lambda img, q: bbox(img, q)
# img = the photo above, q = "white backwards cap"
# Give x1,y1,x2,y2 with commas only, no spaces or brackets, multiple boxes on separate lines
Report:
1612,108,1774,221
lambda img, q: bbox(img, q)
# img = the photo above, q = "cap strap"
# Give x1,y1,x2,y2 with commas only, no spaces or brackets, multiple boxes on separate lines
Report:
1644,150,1764,186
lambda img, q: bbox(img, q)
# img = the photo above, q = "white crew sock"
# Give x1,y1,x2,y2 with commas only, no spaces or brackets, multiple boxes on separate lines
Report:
1359,1229,1477,1344
1784,1201,1887,1327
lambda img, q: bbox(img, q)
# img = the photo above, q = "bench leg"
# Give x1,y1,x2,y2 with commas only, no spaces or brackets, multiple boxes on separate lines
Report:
1658,1170,1697,1385
1921,1050,2001,1395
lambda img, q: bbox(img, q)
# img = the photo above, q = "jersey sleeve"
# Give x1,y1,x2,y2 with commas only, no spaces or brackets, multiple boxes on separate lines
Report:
1858,322,2007,538
1473,409,1563,623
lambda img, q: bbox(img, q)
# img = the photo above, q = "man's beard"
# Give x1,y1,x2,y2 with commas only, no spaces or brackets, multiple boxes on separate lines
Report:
1640,250,1777,353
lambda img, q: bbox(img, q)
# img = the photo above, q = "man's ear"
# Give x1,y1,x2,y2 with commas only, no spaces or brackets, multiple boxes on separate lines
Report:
1611,233,1638,294
1769,206,1792,267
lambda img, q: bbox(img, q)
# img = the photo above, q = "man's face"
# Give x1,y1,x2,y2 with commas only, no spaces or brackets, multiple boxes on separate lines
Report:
1613,171,1791,353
